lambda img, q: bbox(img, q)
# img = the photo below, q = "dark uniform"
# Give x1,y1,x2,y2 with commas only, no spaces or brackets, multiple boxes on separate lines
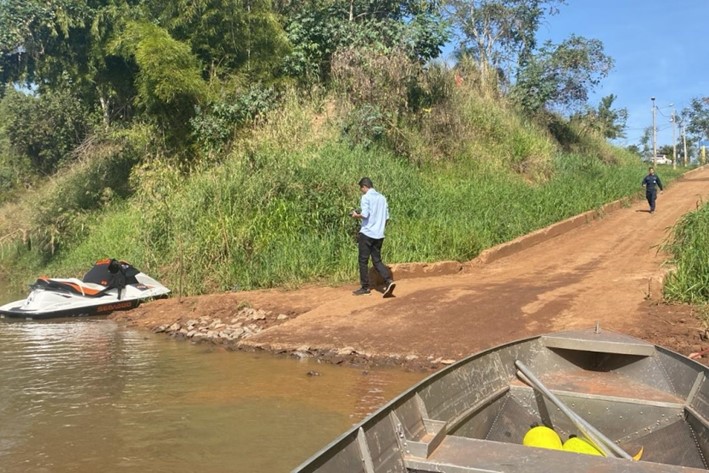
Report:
642,170,663,213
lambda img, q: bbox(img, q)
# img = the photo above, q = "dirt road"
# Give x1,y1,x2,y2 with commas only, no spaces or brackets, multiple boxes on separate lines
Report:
115,166,709,369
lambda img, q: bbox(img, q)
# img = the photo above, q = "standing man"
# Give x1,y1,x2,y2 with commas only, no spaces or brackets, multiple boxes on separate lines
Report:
642,166,664,214
351,177,396,297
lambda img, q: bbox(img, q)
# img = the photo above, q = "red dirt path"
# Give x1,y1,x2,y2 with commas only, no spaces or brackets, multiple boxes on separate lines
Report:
113,166,709,371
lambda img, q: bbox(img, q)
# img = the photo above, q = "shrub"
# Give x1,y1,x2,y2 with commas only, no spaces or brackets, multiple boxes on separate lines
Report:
341,104,386,148
1,87,97,174
9,126,150,259
191,84,281,152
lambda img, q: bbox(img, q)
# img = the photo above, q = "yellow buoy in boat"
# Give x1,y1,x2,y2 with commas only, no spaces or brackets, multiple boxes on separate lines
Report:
523,426,562,450
562,436,603,456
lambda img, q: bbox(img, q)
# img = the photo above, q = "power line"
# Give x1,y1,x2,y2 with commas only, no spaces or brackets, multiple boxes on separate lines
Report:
656,107,671,118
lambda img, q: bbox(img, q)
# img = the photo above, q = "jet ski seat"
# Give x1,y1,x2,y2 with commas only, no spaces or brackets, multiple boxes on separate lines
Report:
32,258,133,298
32,277,114,297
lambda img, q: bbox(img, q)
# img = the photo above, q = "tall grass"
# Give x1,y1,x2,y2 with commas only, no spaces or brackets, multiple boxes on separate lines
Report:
37,145,687,296
664,203,709,303
0,91,692,296
416,83,557,180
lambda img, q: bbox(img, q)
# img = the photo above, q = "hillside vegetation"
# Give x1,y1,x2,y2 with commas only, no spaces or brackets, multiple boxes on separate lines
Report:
0,76,687,296
0,0,693,297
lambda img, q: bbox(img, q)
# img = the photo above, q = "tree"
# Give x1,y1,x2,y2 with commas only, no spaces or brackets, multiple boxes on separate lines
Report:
444,0,565,85
0,0,145,125
282,0,449,84
1,0,292,130
571,94,627,139
1,86,96,173
594,94,627,139
110,21,208,145
625,144,641,157
0,2,53,89
511,35,613,114
0,1,90,87
681,97,709,143
657,144,674,160
158,0,290,81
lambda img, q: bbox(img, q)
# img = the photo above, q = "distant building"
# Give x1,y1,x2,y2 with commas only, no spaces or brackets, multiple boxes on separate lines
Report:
643,155,672,165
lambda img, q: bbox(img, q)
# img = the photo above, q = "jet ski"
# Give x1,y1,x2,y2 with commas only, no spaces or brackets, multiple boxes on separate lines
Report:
0,259,171,320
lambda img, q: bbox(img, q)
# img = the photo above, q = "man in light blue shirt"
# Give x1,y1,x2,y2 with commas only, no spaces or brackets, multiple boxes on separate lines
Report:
350,177,396,297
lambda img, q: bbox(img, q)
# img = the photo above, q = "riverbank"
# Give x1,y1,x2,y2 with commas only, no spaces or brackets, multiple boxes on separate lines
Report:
112,290,708,372
112,166,709,371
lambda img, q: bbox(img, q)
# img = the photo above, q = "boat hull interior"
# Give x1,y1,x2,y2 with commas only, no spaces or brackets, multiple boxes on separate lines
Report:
294,329,709,473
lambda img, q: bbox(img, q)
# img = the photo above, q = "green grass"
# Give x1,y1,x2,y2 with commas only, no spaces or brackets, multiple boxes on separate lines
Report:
18,144,687,296
664,202,709,303
0,91,693,297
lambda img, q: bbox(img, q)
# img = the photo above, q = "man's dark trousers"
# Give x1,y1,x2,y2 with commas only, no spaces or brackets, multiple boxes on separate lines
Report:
646,190,657,212
358,233,391,289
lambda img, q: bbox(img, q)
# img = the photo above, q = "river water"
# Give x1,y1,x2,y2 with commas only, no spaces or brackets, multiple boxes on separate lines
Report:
0,316,425,472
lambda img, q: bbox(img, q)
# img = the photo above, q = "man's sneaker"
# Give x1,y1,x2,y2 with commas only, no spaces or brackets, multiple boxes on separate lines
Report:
383,280,396,298
352,287,371,296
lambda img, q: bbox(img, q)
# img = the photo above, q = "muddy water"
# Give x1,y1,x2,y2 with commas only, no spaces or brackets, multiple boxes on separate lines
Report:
0,317,425,472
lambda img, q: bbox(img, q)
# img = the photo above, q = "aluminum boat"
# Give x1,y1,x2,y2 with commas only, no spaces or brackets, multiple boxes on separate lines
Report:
293,326,709,472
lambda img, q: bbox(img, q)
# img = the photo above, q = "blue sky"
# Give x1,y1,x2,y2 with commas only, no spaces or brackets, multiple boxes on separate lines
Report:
537,1,708,147
444,1,709,148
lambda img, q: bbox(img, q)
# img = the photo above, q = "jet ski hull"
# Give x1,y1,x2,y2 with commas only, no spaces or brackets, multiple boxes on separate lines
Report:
0,259,170,320
0,298,141,319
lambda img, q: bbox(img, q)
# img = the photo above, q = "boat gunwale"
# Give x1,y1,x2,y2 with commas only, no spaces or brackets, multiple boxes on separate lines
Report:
290,333,545,472
290,329,709,473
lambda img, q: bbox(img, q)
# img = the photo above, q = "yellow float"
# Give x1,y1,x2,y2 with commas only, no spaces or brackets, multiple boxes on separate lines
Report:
522,426,562,450
562,436,603,456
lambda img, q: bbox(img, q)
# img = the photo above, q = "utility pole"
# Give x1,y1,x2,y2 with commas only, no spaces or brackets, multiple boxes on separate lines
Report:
651,97,657,166
671,105,677,169
682,124,689,166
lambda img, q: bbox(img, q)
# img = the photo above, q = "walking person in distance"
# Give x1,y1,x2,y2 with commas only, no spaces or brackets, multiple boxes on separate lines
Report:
642,166,663,214
350,177,396,297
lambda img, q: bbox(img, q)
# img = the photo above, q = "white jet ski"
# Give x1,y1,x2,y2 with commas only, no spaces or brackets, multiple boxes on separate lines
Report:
0,259,170,320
